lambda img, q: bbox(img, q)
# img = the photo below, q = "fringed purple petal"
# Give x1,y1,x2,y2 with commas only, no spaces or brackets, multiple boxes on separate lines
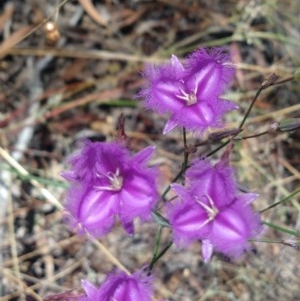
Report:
208,198,261,258
184,47,235,97
139,59,184,115
64,185,117,237
93,270,154,301
186,157,237,207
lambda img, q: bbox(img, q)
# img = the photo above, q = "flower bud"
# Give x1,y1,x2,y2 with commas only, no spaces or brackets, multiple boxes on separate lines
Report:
279,118,300,132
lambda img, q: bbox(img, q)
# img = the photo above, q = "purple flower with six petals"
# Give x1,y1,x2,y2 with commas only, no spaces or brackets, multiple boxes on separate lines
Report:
62,140,159,237
167,156,261,262
139,48,237,134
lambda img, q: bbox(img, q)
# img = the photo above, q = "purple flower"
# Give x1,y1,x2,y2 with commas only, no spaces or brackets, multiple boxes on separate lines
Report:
78,270,154,301
167,157,261,262
62,140,159,237
139,48,237,134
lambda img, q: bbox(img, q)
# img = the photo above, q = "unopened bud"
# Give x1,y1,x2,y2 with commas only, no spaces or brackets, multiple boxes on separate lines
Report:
116,114,130,147
279,118,300,132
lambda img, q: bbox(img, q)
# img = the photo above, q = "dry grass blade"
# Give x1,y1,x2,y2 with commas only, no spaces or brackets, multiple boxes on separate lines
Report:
6,47,166,63
1,270,43,301
43,88,123,120
7,195,24,300
0,147,62,209
0,25,34,58
0,3,14,33
3,236,79,268
78,0,107,27
88,234,131,275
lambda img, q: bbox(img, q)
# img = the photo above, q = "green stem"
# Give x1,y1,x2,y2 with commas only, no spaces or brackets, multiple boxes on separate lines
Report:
205,75,295,157
152,210,170,227
161,127,190,199
182,127,189,184
238,86,263,130
148,241,173,272
260,186,300,213
161,167,186,200
271,76,295,86
149,226,163,268
250,238,300,250
205,139,230,158
262,221,300,237
249,238,283,244
234,130,269,140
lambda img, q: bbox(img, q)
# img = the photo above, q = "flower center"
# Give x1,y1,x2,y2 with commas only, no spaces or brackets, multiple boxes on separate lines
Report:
176,85,198,106
95,168,124,192
195,194,219,229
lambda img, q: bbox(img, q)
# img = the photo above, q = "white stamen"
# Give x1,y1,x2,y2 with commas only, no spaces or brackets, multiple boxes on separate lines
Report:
176,84,198,106
195,194,219,225
95,168,123,191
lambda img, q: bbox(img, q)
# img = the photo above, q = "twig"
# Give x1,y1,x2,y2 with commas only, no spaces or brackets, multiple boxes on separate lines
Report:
0,0,70,59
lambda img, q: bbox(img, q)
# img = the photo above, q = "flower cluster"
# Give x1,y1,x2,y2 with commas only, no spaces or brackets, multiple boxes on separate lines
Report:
167,152,261,262
139,48,237,134
62,140,159,237
56,46,265,301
